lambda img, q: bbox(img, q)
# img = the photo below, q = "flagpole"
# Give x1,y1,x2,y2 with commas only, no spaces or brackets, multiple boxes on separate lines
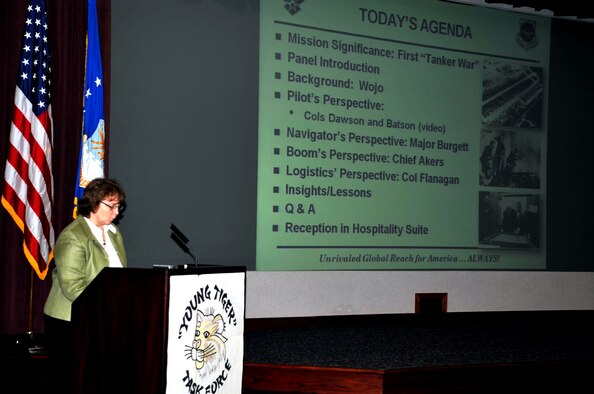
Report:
28,268,34,334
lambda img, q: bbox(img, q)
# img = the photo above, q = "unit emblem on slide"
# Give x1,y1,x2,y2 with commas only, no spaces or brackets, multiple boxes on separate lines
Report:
517,19,538,49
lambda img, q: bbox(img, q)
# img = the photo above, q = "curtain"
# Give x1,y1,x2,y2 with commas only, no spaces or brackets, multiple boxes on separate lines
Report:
0,0,111,335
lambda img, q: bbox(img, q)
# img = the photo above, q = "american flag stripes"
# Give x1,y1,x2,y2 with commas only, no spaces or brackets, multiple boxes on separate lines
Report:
1,0,55,280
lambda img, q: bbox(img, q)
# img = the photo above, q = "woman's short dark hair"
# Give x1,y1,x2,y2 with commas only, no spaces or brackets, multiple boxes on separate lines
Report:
77,178,126,218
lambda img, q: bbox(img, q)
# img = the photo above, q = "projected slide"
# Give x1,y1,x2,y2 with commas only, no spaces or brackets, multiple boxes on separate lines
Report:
257,0,549,270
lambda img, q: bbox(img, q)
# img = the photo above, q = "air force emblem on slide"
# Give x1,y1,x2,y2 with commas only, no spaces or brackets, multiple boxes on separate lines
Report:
284,0,304,15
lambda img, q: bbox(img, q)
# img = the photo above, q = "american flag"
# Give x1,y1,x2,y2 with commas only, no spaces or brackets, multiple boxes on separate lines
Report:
1,0,55,280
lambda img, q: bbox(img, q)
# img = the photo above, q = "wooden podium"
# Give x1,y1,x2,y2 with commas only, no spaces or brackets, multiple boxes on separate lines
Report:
71,265,246,394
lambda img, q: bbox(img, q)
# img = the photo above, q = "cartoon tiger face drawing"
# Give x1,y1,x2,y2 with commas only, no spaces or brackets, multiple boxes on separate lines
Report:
184,309,228,376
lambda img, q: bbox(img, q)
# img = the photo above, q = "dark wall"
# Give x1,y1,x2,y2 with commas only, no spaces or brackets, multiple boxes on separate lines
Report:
110,0,259,268
546,19,594,271
109,0,594,271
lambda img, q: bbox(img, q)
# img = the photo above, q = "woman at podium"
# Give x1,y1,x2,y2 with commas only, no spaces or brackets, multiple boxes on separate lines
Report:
43,177,128,392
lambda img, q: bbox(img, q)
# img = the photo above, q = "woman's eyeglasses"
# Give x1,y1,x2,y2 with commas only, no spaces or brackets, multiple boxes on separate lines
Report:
100,201,125,212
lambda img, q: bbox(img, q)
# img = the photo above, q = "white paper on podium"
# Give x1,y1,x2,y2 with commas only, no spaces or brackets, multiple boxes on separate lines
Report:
165,272,245,394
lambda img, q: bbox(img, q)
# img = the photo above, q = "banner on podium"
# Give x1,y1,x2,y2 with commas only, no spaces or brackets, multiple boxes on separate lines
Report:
166,272,245,394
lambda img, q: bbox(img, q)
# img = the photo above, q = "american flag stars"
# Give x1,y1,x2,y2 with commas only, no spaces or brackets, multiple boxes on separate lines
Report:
18,3,52,115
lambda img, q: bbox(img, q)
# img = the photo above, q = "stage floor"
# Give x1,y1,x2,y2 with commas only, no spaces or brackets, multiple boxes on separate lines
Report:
243,311,593,370
242,311,594,393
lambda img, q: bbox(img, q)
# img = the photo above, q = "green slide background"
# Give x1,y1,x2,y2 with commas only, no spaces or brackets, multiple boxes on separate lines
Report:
257,0,550,270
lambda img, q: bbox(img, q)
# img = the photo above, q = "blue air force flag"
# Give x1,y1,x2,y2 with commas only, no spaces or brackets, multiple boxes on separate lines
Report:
75,0,105,205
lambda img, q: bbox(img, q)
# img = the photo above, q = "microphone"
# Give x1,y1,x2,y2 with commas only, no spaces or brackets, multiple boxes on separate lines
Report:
170,223,198,266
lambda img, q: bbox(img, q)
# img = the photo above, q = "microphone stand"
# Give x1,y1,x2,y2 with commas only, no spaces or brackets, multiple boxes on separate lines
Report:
170,223,198,267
